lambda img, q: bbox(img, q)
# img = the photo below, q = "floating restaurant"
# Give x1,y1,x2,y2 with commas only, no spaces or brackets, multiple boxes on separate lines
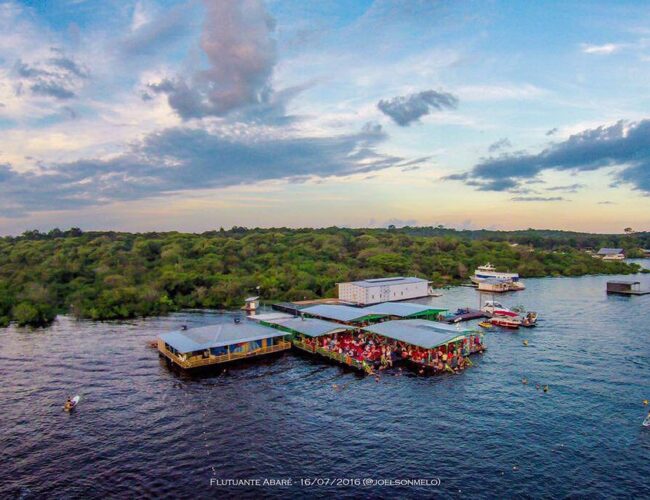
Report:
157,297,482,374
158,320,292,369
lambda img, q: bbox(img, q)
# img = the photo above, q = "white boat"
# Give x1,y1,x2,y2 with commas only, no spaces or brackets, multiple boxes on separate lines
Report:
481,300,518,317
471,263,521,284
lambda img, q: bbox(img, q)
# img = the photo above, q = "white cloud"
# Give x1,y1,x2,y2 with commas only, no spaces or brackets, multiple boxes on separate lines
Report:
580,43,623,55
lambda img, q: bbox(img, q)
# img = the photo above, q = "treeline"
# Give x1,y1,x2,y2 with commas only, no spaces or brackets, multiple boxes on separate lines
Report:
0,227,643,327
394,226,650,254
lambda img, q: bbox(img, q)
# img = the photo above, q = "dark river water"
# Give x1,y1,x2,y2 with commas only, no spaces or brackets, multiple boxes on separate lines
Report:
2,262,650,499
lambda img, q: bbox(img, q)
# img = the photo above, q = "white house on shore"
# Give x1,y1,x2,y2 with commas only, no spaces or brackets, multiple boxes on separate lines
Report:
597,248,625,261
337,277,432,305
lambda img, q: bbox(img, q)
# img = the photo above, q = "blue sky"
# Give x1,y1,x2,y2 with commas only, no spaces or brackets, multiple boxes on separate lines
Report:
1,0,649,234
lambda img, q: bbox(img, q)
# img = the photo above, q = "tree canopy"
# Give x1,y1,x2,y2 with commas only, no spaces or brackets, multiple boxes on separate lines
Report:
0,227,643,327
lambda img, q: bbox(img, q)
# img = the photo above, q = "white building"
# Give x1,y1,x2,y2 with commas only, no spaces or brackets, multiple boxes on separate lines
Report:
337,277,432,305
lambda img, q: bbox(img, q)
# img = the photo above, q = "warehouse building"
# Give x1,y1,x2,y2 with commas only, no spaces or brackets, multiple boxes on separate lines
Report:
337,277,432,305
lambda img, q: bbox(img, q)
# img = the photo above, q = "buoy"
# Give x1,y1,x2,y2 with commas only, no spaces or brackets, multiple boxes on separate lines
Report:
543,385,549,393
522,378,528,385
643,400,648,406
523,340,529,346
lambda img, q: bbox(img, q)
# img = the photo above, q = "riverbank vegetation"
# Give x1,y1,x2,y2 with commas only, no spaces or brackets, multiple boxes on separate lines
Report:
0,227,644,327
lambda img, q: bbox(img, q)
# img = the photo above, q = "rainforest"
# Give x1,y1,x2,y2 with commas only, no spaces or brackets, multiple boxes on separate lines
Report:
0,227,645,327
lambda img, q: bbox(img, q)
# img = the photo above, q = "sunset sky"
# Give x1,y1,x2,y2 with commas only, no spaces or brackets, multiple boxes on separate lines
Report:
1,0,649,235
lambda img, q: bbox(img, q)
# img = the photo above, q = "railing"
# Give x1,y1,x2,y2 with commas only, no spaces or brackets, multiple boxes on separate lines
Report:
293,339,372,373
158,339,292,369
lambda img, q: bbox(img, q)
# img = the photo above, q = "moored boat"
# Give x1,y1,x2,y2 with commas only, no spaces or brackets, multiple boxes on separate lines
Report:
489,315,521,329
481,301,519,317
443,308,487,323
471,263,520,285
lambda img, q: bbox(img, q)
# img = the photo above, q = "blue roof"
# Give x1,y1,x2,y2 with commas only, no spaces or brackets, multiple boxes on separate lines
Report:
362,302,446,317
361,319,472,349
343,276,430,288
159,320,286,353
301,304,387,322
266,317,354,337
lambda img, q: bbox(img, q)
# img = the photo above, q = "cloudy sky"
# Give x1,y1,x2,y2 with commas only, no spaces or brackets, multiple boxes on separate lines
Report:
1,0,649,235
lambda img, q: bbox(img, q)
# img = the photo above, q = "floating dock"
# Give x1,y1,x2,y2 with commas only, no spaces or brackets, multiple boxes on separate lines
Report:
606,281,650,296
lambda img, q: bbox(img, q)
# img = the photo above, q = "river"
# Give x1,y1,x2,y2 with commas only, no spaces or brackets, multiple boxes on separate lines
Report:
1,262,649,499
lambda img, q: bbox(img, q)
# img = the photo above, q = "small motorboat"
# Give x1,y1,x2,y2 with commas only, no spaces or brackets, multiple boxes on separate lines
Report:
64,395,80,412
481,301,519,318
443,308,487,323
643,414,650,427
520,311,538,327
489,315,521,329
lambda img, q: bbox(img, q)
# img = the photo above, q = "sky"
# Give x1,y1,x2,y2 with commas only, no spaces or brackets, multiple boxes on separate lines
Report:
1,0,649,235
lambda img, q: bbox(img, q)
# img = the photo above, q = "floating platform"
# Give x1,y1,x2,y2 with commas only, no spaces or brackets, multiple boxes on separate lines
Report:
606,281,650,296
158,321,292,370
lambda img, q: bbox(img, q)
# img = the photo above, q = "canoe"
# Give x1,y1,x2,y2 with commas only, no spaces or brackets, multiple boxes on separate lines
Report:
64,395,80,412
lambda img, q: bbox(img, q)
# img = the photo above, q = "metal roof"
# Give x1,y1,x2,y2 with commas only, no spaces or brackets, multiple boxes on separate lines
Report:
301,304,386,322
597,248,624,255
361,319,472,349
268,317,354,337
362,302,446,317
159,320,286,353
250,312,295,322
341,276,430,288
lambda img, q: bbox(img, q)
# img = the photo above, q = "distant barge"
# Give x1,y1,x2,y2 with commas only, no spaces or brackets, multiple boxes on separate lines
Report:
606,281,650,296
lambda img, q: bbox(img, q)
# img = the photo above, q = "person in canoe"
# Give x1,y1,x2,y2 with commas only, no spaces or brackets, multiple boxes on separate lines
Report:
64,395,80,411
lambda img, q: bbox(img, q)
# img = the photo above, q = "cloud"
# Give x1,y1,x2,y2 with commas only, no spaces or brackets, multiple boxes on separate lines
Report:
545,183,584,193
580,43,622,55
445,119,650,194
147,0,279,119
48,56,89,78
377,89,458,126
597,200,616,205
12,54,89,101
511,196,566,202
30,81,76,100
0,124,422,217
546,127,558,136
120,1,195,55
488,137,512,153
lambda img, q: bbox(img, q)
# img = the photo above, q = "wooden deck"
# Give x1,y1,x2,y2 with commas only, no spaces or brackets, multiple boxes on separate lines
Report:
158,339,292,369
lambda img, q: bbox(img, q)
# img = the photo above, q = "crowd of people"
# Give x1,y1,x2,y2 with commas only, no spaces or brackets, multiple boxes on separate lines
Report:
300,331,485,374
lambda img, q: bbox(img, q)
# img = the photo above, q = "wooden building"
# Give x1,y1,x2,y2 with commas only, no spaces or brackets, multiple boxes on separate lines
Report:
158,319,291,369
